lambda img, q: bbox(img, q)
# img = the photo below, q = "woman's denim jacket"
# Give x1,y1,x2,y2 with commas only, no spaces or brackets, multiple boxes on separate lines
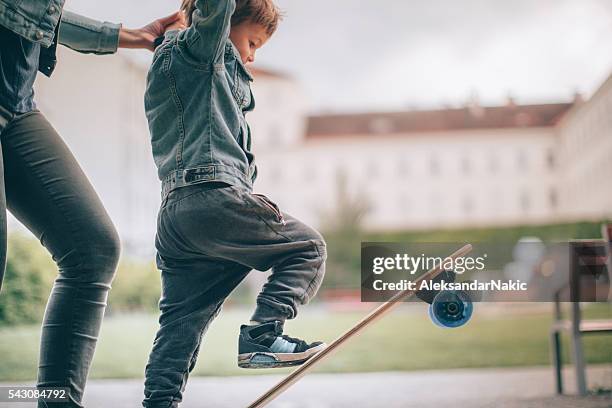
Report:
145,0,258,198
0,0,120,76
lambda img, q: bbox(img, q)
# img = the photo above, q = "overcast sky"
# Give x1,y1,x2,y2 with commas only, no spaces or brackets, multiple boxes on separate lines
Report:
67,0,612,113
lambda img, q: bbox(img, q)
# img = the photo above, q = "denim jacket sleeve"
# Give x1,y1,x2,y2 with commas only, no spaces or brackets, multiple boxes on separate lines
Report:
180,0,235,63
58,10,121,55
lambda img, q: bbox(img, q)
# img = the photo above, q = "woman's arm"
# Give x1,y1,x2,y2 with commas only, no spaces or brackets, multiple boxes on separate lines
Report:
59,11,185,54
118,12,185,52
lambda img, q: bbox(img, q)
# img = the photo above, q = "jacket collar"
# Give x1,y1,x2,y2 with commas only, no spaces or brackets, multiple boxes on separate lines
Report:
227,41,254,82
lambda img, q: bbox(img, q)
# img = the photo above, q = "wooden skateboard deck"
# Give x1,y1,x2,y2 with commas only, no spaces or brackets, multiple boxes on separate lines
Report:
247,244,473,408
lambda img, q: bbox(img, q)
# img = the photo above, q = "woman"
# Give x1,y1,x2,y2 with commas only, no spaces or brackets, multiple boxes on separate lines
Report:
0,2,184,407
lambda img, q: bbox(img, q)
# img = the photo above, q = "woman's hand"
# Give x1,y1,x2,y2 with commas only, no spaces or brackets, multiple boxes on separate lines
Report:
118,11,186,51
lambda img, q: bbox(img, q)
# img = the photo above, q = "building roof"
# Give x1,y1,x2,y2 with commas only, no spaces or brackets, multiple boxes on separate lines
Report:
306,103,574,138
249,66,291,79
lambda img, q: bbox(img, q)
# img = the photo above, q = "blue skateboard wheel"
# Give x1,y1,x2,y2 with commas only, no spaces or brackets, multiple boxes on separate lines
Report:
429,290,473,328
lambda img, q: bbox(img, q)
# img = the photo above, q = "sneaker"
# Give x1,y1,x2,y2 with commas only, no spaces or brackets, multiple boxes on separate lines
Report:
237,320,326,369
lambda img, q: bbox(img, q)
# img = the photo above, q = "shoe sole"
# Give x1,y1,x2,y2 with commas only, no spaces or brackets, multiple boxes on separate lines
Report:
238,343,327,369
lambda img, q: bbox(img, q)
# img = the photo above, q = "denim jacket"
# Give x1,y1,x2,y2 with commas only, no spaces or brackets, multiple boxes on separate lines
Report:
145,0,258,198
0,0,120,76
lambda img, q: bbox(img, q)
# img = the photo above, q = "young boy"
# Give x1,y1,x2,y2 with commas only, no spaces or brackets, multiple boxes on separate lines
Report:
142,0,327,406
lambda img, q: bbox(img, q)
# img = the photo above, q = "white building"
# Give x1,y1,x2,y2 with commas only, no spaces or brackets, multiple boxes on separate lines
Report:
32,49,157,255
21,48,612,256
258,102,567,230
557,75,612,221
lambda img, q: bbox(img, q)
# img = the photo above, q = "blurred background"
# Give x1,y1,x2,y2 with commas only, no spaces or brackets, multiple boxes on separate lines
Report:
0,0,611,407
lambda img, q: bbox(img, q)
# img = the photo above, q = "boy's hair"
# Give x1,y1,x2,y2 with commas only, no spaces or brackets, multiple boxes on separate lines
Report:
181,0,282,37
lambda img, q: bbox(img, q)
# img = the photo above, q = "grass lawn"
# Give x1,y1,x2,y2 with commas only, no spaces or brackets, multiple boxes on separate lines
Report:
0,303,610,381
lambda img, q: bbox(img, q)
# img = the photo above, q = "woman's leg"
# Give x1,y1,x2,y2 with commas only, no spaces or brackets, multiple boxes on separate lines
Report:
0,110,121,408
0,104,13,293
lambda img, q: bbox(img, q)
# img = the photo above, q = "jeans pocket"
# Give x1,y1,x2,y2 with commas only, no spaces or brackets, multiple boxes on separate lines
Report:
251,193,286,225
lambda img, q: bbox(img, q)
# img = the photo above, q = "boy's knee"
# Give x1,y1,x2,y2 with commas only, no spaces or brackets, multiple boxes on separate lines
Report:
304,227,326,260
311,235,327,264
301,238,326,304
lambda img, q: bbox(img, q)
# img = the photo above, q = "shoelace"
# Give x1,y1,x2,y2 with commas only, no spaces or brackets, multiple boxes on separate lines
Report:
264,322,310,349
279,334,309,349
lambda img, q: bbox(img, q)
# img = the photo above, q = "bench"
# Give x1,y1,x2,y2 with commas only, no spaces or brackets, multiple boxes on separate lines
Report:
549,223,612,396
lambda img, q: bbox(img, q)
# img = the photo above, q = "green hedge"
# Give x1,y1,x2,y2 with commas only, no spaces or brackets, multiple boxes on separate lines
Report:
0,233,56,326
107,259,161,313
321,220,611,289
1,219,609,326
0,233,163,326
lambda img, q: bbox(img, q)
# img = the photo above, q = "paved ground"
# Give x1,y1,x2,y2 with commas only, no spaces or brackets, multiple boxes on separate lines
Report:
2,366,610,407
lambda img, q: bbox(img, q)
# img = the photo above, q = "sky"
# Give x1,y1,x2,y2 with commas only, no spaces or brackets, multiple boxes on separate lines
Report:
66,0,612,113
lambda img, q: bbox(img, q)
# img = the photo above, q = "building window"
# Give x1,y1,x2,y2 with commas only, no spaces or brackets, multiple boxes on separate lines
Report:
461,155,471,175
462,195,473,215
397,158,409,176
549,188,558,210
270,166,282,183
430,192,443,212
398,193,409,211
267,87,281,106
335,165,348,186
304,165,316,182
546,149,555,171
488,154,499,174
269,125,282,147
367,162,379,178
490,189,503,212
430,155,440,176
517,149,528,171
520,190,530,212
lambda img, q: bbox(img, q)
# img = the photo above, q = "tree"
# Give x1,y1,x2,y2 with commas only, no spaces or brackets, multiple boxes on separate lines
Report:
319,169,371,289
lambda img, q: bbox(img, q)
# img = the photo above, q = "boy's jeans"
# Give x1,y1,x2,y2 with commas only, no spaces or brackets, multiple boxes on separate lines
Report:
143,182,327,407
